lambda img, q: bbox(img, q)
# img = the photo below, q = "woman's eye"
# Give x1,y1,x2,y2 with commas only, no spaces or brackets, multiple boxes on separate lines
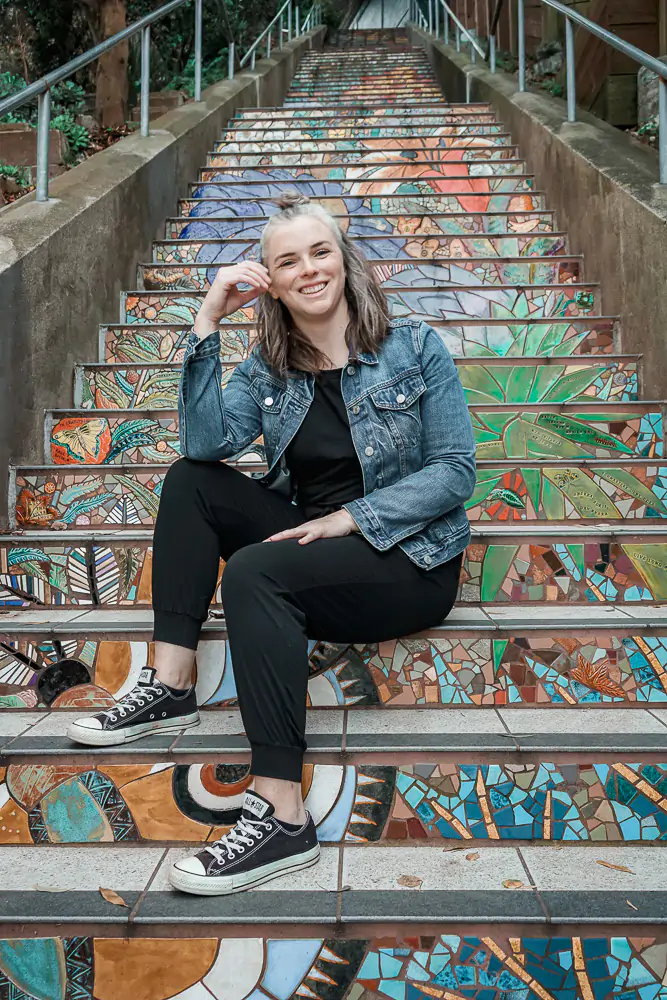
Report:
315,249,330,257
280,260,296,267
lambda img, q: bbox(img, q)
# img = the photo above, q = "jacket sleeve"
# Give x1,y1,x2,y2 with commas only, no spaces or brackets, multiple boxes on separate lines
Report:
342,323,476,550
178,330,263,461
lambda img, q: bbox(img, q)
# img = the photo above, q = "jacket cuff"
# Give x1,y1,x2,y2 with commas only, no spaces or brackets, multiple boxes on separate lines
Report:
183,327,221,362
342,498,394,551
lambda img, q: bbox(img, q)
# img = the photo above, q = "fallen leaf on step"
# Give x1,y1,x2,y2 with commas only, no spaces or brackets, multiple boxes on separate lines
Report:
99,888,129,907
397,874,423,889
626,899,638,911
32,885,69,893
466,852,480,861
503,879,525,889
443,844,468,852
596,861,635,874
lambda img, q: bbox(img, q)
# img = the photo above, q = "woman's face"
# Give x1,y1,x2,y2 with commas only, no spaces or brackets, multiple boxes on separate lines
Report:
264,215,346,323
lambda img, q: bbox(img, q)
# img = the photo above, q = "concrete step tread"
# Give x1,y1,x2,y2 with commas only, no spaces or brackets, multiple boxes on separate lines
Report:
2,601,665,633
7,522,667,541
0,844,664,928
3,706,667,759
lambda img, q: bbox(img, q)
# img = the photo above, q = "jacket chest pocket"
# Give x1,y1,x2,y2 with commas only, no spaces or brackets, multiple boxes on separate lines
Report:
248,376,289,448
368,371,426,446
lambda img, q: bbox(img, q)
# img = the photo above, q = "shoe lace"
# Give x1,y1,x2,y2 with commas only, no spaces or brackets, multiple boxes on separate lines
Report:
103,684,163,723
205,816,273,863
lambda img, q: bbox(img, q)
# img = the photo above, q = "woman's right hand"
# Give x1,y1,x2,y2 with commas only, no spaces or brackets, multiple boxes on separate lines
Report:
193,261,272,338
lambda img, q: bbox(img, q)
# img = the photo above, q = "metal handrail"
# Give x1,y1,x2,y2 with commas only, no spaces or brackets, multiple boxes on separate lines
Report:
0,0,202,202
240,1,322,70
408,0,667,185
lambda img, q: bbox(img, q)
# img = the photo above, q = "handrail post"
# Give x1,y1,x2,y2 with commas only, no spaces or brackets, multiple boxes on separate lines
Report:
251,49,256,70
381,0,385,29
194,0,202,101
140,23,151,137
489,32,496,72
444,4,449,45
279,12,284,47
267,26,272,57
434,0,439,38
659,77,667,185
288,0,293,40
466,72,471,102
228,40,235,78
456,22,461,51
428,0,433,33
565,16,576,122
471,39,476,61
517,0,526,92
35,89,51,202
296,6,300,36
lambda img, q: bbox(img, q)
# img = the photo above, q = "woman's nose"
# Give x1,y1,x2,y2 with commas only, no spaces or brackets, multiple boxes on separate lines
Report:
299,258,318,276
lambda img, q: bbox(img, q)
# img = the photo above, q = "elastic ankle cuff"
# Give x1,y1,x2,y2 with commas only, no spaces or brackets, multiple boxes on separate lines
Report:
152,610,203,651
251,744,304,783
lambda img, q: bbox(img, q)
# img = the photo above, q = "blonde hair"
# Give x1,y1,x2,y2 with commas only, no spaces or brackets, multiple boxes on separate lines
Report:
255,191,391,376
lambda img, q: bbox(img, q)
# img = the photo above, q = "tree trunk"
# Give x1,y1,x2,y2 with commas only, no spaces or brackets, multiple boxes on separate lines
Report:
95,0,128,128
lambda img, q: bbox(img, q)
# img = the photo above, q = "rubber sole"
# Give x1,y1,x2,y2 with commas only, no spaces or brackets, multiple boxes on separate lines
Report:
168,844,322,896
66,712,201,746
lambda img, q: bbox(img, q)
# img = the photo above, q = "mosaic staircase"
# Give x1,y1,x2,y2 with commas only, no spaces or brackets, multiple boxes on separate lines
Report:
3,29,667,1000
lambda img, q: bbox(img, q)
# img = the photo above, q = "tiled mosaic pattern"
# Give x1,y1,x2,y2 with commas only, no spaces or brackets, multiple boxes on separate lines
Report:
179,193,543,218
207,146,521,167
75,360,633,412
219,124,510,142
3,634,667,710
100,319,616,364
3,538,667,606
3,759,667,844
231,111,499,128
168,208,555,240
154,232,567,266
141,257,579,291
122,286,595,326
45,403,661,468
15,460,667,529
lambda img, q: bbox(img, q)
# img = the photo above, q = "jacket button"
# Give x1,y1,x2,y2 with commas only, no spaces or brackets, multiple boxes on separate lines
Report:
423,555,432,565
352,405,360,415
264,397,274,406
346,365,356,376
396,393,406,404
365,446,374,457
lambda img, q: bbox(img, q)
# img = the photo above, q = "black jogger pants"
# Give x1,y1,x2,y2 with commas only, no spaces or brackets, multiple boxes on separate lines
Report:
152,458,462,782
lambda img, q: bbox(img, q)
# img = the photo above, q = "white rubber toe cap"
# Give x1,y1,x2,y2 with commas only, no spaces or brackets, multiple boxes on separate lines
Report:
70,717,104,732
171,855,208,878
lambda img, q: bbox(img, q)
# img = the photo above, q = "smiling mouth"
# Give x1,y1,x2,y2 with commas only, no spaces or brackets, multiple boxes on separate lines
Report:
299,281,328,296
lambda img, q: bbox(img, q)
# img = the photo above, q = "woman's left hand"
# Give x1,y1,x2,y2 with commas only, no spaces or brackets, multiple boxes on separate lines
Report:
263,509,360,545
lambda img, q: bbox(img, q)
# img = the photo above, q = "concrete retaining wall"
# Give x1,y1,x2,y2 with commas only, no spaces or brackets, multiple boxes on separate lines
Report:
0,29,325,528
410,25,667,401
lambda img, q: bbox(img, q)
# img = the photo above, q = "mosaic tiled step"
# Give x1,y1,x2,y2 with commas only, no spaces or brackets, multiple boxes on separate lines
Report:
190,175,536,196
168,208,555,239
218,124,509,142
43,400,656,469
179,192,541,218
235,101,492,114
212,137,513,153
72,357,635,412
101,317,615,363
229,111,500,128
198,162,533,181
138,257,580,293
1,844,666,929
285,88,445,99
17,456,667,531
206,147,521,166
121,284,595,326
4,604,667,709
5,716,667,845
154,233,568,266
1,934,667,1000
4,524,667,606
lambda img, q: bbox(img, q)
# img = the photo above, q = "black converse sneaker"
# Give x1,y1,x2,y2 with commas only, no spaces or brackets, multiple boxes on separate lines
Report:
169,790,320,895
67,667,199,746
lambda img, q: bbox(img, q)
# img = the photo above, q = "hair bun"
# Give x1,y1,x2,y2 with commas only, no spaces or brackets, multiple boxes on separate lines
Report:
272,190,311,211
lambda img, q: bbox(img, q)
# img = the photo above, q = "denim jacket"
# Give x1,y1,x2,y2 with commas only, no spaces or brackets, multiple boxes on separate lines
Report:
179,318,476,570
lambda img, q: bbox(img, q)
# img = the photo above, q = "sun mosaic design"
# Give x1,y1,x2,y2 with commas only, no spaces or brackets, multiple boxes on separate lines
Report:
2,934,667,999
3,759,667,844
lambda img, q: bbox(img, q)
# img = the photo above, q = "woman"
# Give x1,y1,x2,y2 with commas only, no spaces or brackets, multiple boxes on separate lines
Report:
69,193,476,896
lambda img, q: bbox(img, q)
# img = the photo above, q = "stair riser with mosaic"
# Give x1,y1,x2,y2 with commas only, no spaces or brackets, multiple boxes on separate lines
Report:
178,194,542,218
189,177,537,196
100,319,616,362
138,258,580,291
206,148,523,166
3,629,667,710
218,126,510,143
154,235,570,266
197,165,536,182
2,759,667,844
1,935,665,1000
120,285,597,325
3,534,667,606
234,103,493,116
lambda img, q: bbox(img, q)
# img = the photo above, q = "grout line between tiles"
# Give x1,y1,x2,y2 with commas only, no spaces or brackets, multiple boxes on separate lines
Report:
128,847,169,924
517,846,551,924
335,842,345,923
647,708,667,731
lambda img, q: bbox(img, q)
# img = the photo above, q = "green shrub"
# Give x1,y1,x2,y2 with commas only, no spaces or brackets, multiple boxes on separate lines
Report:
0,162,30,186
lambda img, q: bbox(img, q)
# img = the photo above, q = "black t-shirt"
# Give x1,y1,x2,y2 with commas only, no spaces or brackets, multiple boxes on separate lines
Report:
285,367,365,520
